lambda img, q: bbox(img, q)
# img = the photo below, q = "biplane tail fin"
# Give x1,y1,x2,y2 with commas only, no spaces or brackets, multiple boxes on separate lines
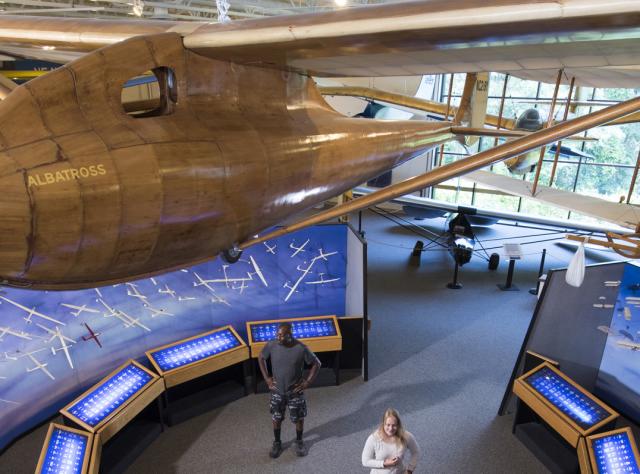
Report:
453,73,490,146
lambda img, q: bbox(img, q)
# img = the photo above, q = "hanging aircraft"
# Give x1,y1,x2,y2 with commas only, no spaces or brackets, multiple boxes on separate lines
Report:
0,1,638,290
503,108,580,175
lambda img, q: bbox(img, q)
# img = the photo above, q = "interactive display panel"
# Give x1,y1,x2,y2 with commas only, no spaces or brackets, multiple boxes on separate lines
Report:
150,327,241,371
35,423,93,474
246,315,342,356
514,363,618,447
146,325,249,387
60,360,163,442
525,366,611,430
66,363,153,428
587,428,640,474
250,317,338,342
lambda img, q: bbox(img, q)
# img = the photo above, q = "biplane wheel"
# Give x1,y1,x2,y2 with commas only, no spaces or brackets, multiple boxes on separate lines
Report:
488,253,500,270
221,247,243,264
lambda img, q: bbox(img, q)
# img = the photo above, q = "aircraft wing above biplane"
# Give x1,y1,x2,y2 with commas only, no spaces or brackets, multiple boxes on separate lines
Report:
0,1,639,87
463,170,640,231
353,186,631,234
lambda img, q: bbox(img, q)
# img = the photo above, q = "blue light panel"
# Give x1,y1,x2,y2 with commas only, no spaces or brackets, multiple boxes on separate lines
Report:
150,328,241,372
593,432,640,474
250,318,337,343
67,364,153,428
525,367,610,430
39,427,89,474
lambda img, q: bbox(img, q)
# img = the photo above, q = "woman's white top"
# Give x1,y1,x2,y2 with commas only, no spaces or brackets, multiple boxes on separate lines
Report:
361,430,420,473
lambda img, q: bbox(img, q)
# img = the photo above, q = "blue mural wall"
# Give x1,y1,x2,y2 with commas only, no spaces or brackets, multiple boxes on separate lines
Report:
0,224,352,451
595,263,640,425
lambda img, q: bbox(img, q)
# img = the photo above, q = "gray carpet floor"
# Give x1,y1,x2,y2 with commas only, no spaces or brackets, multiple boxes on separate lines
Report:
1,209,621,473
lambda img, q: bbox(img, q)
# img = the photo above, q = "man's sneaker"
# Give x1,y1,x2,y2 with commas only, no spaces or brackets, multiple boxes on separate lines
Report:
269,441,282,459
295,440,308,457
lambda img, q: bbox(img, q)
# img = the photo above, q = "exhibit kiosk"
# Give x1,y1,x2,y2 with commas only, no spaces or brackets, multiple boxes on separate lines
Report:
60,360,163,444
513,363,618,448
578,427,640,474
146,325,250,425
35,423,94,474
146,325,249,388
502,262,640,472
58,360,164,473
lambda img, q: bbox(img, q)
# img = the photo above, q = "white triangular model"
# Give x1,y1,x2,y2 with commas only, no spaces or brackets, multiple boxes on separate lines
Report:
566,241,586,287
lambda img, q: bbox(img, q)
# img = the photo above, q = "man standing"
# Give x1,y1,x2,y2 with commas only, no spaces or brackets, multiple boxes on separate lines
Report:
258,322,321,458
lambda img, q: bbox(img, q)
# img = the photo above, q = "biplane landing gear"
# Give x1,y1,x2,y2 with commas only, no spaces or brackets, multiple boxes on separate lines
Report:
488,253,500,270
221,246,242,263
447,262,463,289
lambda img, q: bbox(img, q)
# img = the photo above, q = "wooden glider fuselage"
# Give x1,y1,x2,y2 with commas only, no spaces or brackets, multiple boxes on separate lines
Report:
0,33,452,289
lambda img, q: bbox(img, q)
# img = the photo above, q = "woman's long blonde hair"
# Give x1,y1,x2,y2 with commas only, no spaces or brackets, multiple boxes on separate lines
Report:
376,408,407,446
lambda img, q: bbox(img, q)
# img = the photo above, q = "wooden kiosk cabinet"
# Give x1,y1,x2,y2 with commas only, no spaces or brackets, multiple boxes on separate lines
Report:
60,360,164,445
577,427,640,474
246,315,342,390
513,363,618,448
35,423,94,474
512,363,620,473
146,325,249,388
146,325,250,425
59,360,164,473
247,315,342,354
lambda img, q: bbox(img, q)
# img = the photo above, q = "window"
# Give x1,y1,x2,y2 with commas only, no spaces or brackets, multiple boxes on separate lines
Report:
121,66,177,117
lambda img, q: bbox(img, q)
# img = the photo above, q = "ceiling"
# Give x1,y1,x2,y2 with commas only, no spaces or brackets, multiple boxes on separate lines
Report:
0,0,390,21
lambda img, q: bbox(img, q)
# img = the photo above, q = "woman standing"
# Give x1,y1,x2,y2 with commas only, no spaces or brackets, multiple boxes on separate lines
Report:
362,408,420,473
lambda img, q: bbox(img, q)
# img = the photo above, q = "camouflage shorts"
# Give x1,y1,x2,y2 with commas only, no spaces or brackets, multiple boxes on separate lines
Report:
269,391,307,422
